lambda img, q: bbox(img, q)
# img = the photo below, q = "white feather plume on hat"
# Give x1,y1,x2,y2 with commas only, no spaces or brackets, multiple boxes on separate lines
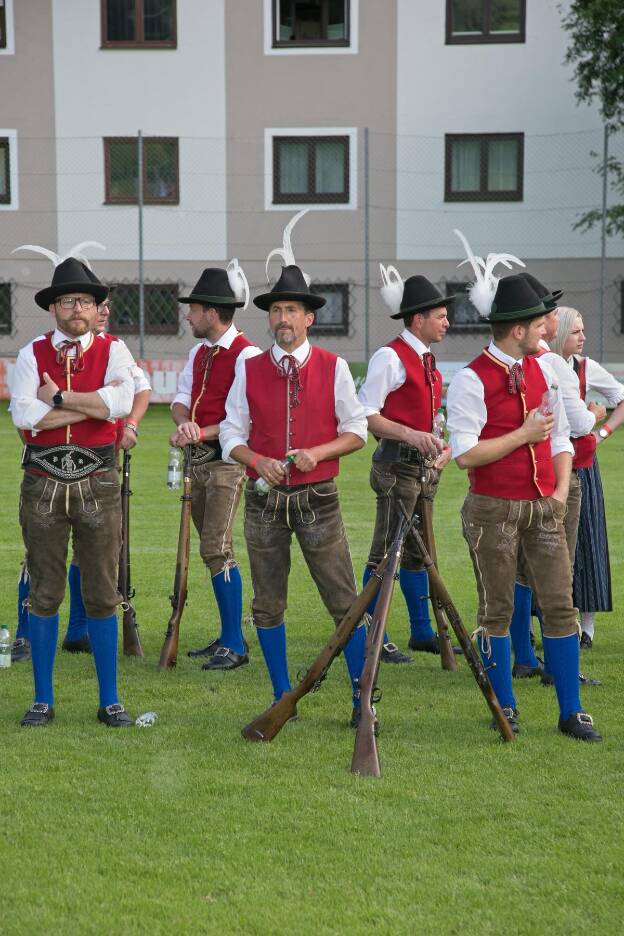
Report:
265,209,312,286
226,258,249,310
453,229,524,319
379,264,405,317
12,241,106,270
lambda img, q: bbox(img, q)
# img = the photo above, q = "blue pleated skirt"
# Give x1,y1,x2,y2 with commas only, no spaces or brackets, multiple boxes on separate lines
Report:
573,456,612,612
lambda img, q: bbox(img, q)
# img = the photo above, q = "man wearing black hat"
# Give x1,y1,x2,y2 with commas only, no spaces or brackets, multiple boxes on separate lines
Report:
446,267,602,741
358,267,451,662
170,263,259,669
10,257,137,726
220,214,368,722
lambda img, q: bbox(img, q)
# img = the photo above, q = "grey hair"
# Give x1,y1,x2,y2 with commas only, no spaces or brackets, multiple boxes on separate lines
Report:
550,306,583,360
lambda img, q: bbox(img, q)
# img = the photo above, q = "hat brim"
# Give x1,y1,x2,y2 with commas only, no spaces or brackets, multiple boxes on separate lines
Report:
254,291,326,312
178,294,244,307
35,282,109,311
488,301,546,323
389,294,455,320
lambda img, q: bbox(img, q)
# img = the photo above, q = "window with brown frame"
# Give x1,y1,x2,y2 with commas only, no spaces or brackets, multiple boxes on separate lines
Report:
443,281,489,331
308,283,350,336
445,133,524,202
101,0,176,48
0,138,10,205
108,282,180,335
273,0,350,47
104,137,179,204
273,135,349,204
446,0,525,44
0,282,12,335
0,0,6,49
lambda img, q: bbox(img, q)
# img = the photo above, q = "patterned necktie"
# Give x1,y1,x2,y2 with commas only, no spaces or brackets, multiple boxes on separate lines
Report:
198,344,219,381
277,354,303,407
422,351,437,386
508,362,526,395
55,340,84,373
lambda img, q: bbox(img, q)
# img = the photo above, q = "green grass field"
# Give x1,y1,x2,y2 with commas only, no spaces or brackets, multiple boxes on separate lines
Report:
1,406,622,935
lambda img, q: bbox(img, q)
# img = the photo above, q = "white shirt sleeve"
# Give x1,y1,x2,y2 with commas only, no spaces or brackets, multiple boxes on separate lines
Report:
9,343,52,430
540,351,595,437
171,344,201,410
357,346,405,416
536,359,574,456
335,357,368,442
131,364,151,394
585,358,624,407
98,340,136,418
219,354,251,461
446,368,486,459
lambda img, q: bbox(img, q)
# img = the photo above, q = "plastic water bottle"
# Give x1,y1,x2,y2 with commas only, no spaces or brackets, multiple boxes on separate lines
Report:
167,447,182,490
254,455,294,494
538,386,558,417
0,627,11,668
135,711,158,727
432,409,446,440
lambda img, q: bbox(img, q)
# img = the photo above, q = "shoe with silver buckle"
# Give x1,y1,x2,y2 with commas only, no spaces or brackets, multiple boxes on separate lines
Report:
21,702,55,727
580,633,593,650
97,703,133,727
11,637,31,663
201,646,249,671
381,642,414,664
558,711,602,742
489,706,520,734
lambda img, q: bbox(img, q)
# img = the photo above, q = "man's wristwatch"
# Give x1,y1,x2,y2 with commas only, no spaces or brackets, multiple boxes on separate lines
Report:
598,426,612,440
52,391,64,408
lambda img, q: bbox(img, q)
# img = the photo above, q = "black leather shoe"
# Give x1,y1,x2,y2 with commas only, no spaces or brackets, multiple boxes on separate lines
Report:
489,706,520,734
97,703,133,727
580,633,593,650
558,711,602,742
512,657,544,679
11,637,31,663
350,703,379,735
579,672,602,686
407,635,462,655
188,636,249,658
201,647,249,671
381,642,413,664
62,635,92,654
21,703,55,727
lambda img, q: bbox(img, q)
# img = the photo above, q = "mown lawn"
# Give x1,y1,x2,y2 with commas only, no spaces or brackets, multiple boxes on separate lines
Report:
1,405,622,935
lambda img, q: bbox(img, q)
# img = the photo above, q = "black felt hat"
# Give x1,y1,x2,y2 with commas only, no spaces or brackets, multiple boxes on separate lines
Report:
389,275,455,321
518,272,562,312
254,265,326,312
489,275,546,323
179,268,244,307
35,257,109,310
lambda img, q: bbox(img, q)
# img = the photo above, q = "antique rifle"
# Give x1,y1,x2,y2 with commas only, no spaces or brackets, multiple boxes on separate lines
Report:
419,493,457,672
118,450,143,657
159,446,193,670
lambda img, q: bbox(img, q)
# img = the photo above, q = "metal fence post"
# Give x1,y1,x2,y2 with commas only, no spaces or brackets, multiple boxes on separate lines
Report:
363,126,370,363
138,129,145,359
598,124,609,363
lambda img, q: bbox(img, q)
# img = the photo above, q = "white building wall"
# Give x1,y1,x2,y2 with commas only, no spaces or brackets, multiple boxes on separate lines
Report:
396,0,624,261
51,0,226,261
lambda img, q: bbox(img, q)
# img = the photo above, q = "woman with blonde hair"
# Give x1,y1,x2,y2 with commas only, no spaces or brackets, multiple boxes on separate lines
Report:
551,307,624,647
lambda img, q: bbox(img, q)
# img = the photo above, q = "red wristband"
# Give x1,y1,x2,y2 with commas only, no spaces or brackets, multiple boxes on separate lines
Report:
602,424,613,436
198,428,206,443
249,454,260,471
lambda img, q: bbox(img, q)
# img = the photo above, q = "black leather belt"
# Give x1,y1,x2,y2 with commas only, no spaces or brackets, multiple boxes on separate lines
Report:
189,441,222,465
22,443,117,481
372,439,431,467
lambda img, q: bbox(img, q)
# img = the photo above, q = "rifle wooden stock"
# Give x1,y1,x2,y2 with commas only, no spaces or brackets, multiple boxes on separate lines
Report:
409,526,516,744
159,448,193,670
118,451,143,657
241,553,390,743
351,518,407,778
419,495,457,672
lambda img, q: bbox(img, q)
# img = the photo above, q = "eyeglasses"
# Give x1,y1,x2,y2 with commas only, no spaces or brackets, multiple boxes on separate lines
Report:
57,296,96,310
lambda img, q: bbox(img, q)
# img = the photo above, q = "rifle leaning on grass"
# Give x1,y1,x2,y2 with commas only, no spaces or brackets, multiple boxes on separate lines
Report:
241,553,392,743
351,511,416,778
118,450,143,657
159,446,193,670
419,492,457,672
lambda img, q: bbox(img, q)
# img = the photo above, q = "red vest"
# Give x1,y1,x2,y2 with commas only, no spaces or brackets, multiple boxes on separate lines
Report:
25,331,119,448
571,357,597,469
467,349,555,499
246,346,339,485
380,336,442,431
190,333,253,426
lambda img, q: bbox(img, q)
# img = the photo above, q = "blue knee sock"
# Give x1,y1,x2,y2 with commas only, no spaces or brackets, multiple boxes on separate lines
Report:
535,607,551,675
87,614,119,708
17,565,30,640
212,567,245,654
256,623,291,701
362,566,392,645
343,623,366,702
543,634,582,720
510,583,540,668
479,634,516,710
65,564,88,642
400,569,435,641
29,612,59,705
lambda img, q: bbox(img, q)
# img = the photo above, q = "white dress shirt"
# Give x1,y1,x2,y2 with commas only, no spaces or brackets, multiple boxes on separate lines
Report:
97,333,151,395
537,339,595,437
172,324,260,411
220,339,368,461
358,329,431,416
10,328,135,432
582,356,624,407
447,340,573,460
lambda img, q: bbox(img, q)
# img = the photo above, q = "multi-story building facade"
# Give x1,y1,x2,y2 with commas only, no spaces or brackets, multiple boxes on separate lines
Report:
1,0,622,380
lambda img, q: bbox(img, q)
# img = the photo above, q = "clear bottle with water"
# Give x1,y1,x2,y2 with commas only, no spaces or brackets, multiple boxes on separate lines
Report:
254,455,294,494
432,409,446,441
0,627,11,668
167,446,182,490
538,386,558,417
135,711,158,727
